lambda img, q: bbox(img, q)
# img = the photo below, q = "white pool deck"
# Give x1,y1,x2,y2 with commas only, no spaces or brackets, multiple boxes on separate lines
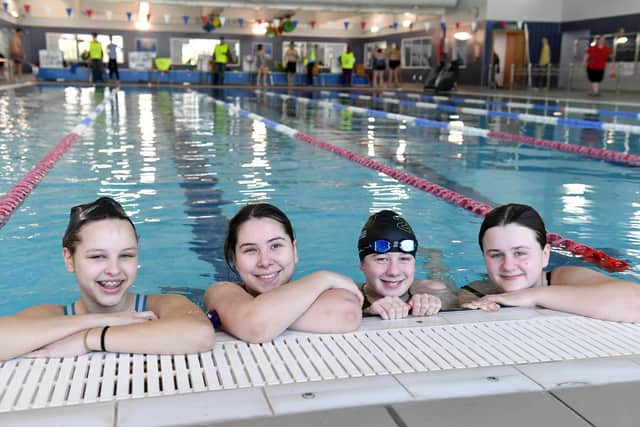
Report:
2,308,640,426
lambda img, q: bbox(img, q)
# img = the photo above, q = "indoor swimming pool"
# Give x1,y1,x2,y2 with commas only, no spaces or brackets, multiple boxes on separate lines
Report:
1,84,639,317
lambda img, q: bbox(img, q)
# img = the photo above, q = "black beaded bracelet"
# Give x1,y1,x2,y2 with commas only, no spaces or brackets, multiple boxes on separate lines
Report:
100,326,110,352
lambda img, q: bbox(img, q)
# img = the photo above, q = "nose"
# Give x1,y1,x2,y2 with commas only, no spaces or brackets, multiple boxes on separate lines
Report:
385,258,401,276
502,254,516,271
104,257,121,275
256,250,273,268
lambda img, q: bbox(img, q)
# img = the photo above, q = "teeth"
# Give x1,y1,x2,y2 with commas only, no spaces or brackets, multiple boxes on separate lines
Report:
99,281,122,288
258,273,277,279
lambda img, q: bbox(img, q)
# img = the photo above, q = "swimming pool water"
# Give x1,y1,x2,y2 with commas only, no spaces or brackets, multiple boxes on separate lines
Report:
0,85,638,315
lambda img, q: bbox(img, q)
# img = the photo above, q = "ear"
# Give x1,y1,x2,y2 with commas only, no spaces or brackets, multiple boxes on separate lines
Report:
292,239,299,265
360,260,366,273
63,247,75,273
541,243,551,268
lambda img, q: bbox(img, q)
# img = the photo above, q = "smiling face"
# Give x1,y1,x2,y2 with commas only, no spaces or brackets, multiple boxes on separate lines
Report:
482,223,550,292
233,217,298,294
63,218,138,312
360,252,415,298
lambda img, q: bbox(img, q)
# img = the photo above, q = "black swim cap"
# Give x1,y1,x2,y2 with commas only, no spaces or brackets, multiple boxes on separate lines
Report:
358,210,418,261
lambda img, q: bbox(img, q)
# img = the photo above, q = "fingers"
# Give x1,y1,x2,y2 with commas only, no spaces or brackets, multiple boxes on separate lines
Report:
409,294,442,317
461,298,501,312
135,311,159,321
372,297,410,320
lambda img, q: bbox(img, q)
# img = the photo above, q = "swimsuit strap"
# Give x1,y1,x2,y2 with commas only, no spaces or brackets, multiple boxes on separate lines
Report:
63,302,76,316
460,285,485,298
546,270,553,287
134,293,148,312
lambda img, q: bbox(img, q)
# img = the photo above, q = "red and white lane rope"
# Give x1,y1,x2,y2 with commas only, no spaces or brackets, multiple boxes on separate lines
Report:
0,89,117,226
205,92,631,272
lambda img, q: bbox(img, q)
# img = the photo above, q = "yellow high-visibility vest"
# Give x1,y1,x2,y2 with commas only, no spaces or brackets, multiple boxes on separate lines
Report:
340,51,355,70
214,43,229,63
304,47,316,66
89,41,103,60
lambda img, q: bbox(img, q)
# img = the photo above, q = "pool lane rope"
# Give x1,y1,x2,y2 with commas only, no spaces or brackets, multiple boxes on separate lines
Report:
329,90,640,135
202,91,630,272
379,89,640,121
259,90,640,168
0,89,117,226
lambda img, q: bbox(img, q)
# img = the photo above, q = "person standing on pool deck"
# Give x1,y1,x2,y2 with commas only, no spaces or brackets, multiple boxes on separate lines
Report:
584,36,614,97
106,35,120,81
89,33,105,83
0,197,215,361
284,42,300,86
461,203,640,322
358,210,453,320
204,203,363,343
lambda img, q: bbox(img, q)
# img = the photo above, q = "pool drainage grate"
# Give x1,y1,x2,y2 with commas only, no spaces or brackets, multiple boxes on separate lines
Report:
1,315,639,413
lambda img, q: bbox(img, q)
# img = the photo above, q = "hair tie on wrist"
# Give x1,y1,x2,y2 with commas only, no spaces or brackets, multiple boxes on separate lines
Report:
100,326,110,352
83,329,92,353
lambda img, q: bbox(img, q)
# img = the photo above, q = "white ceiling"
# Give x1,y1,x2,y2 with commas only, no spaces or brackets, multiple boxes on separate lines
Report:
4,0,484,37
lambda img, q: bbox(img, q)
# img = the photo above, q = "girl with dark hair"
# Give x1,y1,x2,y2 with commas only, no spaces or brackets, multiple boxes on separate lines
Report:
204,203,362,343
0,197,215,361
461,203,640,322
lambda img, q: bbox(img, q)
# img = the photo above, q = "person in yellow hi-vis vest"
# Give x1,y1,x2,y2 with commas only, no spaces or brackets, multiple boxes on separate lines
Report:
340,45,355,86
213,37,229,85
89,33,104,83
304,44,317,86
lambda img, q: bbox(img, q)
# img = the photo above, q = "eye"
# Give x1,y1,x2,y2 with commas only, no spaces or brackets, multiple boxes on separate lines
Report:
242,247,257,254
399,255,413,262
514,251,527,257
489,253,503,259
374,255,388,263
121,253,137,258
271,242,284,250
88,254,106,259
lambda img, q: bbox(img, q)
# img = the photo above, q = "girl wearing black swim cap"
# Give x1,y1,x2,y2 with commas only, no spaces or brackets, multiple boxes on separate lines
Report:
461,203,640,322
205,203,363,343
358,210,450,320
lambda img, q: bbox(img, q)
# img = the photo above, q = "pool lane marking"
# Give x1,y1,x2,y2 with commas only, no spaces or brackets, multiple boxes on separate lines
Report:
326,90,640,135
259,90,640,168
382,89,640,120
0,89,117,227
203,92,630,272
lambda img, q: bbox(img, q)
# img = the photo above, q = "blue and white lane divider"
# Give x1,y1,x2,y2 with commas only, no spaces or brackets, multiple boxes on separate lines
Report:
256,90,640,167
382,90,640,120
0,88,117,226
257,90,489,137
322,91,640,135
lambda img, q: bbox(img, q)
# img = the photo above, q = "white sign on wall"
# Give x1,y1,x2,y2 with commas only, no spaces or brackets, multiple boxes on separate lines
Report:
128,51,155,70
39,50,64,68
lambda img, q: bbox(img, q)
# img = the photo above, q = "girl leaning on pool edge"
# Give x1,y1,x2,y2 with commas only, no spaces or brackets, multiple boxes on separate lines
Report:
357,210,453,320
0,197,215,362
204,203,363,344
461,203,640,322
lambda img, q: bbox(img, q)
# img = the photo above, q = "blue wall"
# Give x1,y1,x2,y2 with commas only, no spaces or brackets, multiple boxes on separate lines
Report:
561,13,640,34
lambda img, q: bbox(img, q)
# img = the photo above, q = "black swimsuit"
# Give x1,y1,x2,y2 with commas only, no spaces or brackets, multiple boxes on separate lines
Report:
461,270,553,298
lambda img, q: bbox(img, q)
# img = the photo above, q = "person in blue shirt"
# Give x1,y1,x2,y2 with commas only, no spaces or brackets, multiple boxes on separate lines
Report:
106,35,119,81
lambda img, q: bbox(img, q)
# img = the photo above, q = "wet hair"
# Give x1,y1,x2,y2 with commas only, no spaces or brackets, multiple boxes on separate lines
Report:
62,197,138,254
257,43,263,50
478,203,547,251
224,203,295,271
358,210,418,261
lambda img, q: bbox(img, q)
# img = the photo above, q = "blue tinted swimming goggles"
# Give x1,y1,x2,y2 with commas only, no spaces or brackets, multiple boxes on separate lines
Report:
368,239,416,254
